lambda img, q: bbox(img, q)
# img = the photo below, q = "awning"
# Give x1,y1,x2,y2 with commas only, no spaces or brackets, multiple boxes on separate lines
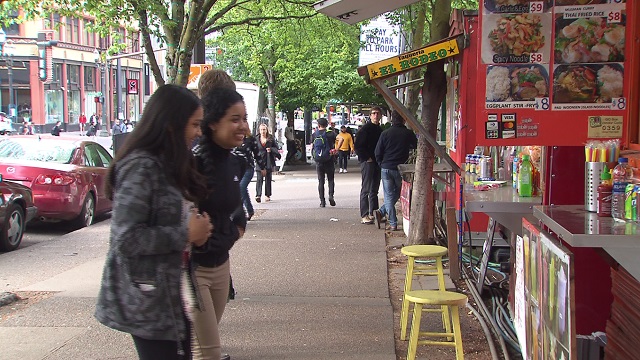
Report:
312,0,421,25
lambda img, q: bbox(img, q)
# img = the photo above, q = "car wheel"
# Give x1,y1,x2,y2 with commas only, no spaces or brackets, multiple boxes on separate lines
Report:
0,204,25,252
74,194,95,228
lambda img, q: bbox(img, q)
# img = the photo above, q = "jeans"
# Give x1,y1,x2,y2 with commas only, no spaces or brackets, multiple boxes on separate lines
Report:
256,169,272,197
359,161,381,218
316,160,335,201
240,167,254,216
338,150,350,170
380,168,402,227
132,321,191,360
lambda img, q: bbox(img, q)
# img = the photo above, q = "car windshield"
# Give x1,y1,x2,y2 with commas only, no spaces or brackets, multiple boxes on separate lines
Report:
0,138,75,163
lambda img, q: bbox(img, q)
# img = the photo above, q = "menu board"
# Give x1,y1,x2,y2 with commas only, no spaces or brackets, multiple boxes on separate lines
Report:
476,0,630,145
518,218,576,360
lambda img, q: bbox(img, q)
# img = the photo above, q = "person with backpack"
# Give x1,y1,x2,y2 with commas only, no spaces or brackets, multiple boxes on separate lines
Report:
312,118,337,207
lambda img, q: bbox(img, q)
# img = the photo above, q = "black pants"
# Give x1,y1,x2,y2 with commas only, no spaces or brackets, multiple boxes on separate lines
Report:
338,150,350,170
286,140,296,162
359,161,381,217
316,160,335,201
256,169,272,197
132,331,191,360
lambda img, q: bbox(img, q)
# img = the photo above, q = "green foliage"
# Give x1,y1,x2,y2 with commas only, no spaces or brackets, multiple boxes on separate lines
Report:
213,10,380,113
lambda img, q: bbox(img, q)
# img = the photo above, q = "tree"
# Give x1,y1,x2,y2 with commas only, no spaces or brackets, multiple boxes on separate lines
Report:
398,0,477,245
0,0,317,86
213,13,380,131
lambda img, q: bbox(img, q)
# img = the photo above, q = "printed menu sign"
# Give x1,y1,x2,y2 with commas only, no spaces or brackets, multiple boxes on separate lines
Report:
482,0,627,112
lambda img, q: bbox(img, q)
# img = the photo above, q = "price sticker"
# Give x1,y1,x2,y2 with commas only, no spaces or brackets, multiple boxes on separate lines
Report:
535,97,550,111
611,97,626,110
529,1,544,13
529,53,543,63
607,10,622,23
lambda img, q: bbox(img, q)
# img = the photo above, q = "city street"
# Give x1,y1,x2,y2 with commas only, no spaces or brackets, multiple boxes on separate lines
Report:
0,159,396,359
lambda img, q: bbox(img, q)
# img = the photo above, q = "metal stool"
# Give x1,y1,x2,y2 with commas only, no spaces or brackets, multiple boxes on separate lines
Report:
400,245,449,341
405,290,468,360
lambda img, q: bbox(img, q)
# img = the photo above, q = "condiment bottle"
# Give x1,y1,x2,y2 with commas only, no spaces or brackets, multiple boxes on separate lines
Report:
597,166,612,217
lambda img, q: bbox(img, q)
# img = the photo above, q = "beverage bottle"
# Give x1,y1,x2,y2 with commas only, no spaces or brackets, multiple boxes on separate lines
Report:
512,156,519,189
611,157,630,220
597,166,612,217
518,155,533,197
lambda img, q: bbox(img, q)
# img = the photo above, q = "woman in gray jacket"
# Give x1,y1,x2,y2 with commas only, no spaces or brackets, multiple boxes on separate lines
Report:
95,85,213,360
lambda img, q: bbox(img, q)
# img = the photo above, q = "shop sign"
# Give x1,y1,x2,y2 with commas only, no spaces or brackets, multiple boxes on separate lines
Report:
365,38,460,80
587,115,623,138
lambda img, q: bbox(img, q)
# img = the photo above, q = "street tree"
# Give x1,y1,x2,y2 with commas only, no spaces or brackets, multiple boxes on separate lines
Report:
0,0,316,86
389,0,477,245
214,13,380,131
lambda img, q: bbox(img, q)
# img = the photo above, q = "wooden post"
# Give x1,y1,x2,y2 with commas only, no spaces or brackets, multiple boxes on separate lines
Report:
446,207,460,280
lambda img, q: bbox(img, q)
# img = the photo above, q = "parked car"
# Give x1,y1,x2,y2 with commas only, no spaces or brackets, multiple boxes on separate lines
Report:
0,173,37,251
0,136,113,228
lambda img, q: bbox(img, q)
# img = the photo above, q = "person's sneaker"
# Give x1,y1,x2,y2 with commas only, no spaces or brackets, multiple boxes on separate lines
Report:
373,209,383,229
361,216,374,224
339,168,343,173
343,169,348,173
329,197,336,206
221,354,231,360
385,224,398,231
255,196,261,203
320,200,326,207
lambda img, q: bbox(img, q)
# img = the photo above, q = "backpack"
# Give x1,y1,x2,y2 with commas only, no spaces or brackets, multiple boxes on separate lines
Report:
312,130,331,163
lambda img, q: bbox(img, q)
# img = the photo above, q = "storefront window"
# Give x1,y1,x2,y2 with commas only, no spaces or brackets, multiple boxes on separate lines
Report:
84,66,95,88
67,64,79,85
67,90,80,123
45,90,63,124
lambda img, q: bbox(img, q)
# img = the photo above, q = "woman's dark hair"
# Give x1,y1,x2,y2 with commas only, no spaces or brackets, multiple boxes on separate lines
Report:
198,87,244,146
106,84,207,202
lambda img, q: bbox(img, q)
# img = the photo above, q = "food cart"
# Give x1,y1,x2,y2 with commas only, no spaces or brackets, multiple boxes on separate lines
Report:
448,1,639,359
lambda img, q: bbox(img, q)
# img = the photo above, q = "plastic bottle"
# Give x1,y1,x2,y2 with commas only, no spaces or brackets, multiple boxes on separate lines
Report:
512,156,519,189
611,157,630,220
597,166,612,217
518,155,533,197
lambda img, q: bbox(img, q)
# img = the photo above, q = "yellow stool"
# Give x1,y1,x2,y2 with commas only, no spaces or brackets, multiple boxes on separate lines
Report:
405,290,468,360
400,245,449,341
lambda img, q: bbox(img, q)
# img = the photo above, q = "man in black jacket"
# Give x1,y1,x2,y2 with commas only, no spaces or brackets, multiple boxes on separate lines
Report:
354,106,383,224
373,110,417,231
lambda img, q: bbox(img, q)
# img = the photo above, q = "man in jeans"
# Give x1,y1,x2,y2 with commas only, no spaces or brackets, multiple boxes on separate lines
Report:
373,110,417,231
354,106,383,224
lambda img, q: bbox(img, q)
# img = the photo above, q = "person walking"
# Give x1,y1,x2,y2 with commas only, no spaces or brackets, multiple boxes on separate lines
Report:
51,121,63,136
354,106,383,224
95,84,213,360
112,119,124,135
234,128,259,220
336,125,354,173
79,113,87,133
191,87,248,360
373,110,417,231
312,118,337,207
284,119,296,164
255,123,280,203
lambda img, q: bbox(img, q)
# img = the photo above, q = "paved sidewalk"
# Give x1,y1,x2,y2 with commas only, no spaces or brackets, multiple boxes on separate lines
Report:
0,160,397,359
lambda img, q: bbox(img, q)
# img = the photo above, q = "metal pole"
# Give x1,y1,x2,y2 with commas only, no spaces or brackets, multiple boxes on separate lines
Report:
101,64,106,130
8,53,13,122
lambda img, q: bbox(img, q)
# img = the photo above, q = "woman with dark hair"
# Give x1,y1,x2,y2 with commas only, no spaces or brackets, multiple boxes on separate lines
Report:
191,87,248,360
95,84,213,360
255,123,281,203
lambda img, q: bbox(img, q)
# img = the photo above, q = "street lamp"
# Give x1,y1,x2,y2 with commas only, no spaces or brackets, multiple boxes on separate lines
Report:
0,29,15,122
93,49,108,134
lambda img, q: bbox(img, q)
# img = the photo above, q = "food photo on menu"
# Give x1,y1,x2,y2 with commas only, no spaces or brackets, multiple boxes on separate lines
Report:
554,16,625,64
486,65,549,102
552,63,623,103
482,13,551,63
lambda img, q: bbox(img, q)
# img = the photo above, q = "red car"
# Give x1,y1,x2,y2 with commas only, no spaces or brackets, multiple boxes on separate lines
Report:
0,136,113,228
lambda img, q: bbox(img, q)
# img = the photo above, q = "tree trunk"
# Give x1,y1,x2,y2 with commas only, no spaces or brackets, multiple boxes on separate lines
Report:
404,2,427,117
408,0,451,245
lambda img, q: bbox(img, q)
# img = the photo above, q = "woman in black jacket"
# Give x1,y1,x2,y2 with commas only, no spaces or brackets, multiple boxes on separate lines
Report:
191,87,248,360
255,123,281,202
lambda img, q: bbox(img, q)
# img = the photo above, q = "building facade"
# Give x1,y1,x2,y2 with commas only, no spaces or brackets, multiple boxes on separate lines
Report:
1,12,145,134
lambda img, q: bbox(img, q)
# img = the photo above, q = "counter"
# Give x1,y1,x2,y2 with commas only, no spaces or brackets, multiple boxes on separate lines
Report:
534,205,640,282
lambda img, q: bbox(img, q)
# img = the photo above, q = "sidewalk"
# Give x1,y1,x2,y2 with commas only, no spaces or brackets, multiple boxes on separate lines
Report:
0,160,398,359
